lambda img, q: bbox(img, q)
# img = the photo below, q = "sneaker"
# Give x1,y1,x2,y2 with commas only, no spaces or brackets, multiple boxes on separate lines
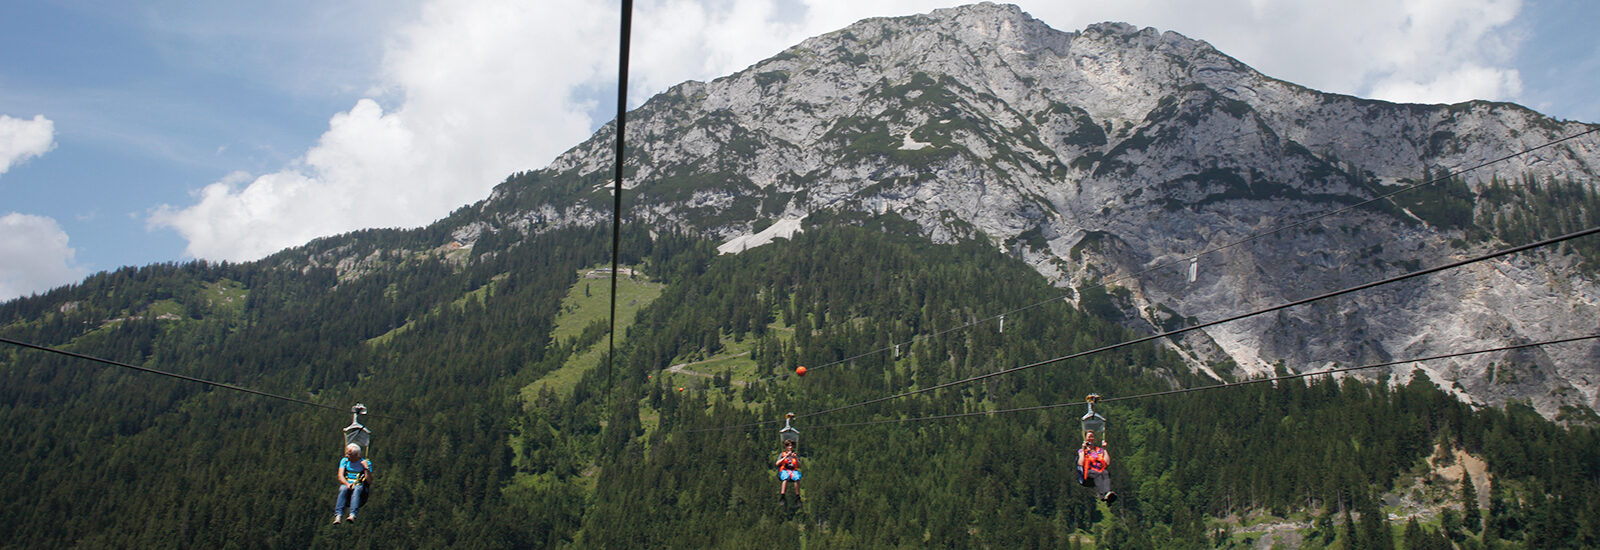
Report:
347,514,357,523
333,515,342,525
1103,492,1117,504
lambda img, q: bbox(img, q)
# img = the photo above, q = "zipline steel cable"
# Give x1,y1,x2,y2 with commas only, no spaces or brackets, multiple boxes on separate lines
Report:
700,224,1600,431
0,336,361,416
607,0,634,409
795,225,1600,421
781,333,1600,431
677,127,1600,391
0,335,442,425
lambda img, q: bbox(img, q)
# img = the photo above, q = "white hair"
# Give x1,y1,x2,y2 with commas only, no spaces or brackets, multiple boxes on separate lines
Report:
346,443,362,456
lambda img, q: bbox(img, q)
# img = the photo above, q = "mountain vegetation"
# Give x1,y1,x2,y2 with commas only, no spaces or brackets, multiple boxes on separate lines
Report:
2,224,1598,548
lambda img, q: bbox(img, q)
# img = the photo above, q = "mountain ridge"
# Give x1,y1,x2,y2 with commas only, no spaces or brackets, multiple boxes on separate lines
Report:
438,3,1600,419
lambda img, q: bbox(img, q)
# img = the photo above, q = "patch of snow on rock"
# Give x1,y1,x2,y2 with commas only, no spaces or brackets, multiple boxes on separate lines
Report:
718,217,806,254
900,133,931,150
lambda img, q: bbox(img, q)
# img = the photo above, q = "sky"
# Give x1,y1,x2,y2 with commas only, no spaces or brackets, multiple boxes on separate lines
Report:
1,0,1597,301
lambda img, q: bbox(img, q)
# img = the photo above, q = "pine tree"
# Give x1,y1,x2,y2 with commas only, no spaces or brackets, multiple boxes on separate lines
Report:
1402,517,1424,549
1356,490,1394,550
1460,475,1481,534
1439,508,1462,542
1342,508,1360,550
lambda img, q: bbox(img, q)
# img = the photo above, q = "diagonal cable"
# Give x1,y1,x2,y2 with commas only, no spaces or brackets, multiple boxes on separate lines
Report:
792,225,1600,421
785,333,1600,431
2,336,349,414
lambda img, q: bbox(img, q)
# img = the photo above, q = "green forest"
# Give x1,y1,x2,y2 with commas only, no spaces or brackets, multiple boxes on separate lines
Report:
1386,169,1600,272
2,221,1598,549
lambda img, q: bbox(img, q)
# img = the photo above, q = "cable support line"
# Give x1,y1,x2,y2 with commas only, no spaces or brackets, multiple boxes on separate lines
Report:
606,0,634,407
1,337,419,423
0,336,355,415
786,224,1600,424
778,333,1600,431
680,127,1600,392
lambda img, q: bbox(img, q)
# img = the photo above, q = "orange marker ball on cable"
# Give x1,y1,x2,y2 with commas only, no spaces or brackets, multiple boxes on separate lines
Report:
795,366,807,377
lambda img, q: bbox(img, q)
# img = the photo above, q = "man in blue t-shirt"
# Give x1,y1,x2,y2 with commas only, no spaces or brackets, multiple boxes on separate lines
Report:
333,443,373,524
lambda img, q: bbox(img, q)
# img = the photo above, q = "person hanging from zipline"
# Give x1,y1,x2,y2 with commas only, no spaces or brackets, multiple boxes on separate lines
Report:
1077,431,1115,503
776,439,802,503
333,443,374,524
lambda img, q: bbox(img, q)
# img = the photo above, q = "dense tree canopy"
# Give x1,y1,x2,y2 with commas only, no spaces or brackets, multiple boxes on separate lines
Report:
1,223,1596,548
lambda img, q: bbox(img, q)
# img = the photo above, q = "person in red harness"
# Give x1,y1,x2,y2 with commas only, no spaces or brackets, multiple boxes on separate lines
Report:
1077,431,1115,503
776,440,801,502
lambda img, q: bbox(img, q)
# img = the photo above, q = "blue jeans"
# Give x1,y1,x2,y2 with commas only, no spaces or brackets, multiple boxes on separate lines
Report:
335,484,363,517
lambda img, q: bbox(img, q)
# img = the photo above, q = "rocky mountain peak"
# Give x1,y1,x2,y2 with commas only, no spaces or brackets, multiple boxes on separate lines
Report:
469,3,1600,420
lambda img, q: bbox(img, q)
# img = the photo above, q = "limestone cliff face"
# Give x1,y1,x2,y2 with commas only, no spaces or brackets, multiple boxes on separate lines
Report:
466,3,1600,419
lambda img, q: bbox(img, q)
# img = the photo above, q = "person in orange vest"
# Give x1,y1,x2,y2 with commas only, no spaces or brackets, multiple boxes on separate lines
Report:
776,439,801,502
1077,431,1115,503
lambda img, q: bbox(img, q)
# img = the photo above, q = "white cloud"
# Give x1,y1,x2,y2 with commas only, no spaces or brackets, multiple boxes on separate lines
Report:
0,114,56,175
1370,63,1523,106
0,213,89,301
1003,0,1526,104
150,1,615,261
630,1,966,94
147,0,1530,261
628,0,1529,106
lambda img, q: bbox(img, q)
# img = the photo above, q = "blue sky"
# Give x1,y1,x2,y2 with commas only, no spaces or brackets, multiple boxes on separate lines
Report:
1,0,1597,301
